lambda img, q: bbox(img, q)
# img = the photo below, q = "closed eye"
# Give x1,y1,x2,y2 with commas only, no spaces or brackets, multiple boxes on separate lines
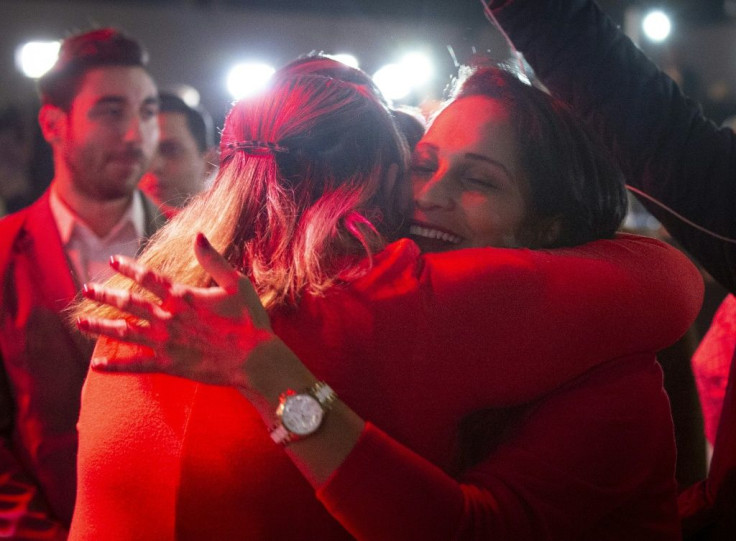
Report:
463,177,500,190
92,104,125,121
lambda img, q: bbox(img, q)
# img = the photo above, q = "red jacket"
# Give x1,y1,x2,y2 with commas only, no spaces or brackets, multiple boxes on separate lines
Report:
0,190,165,536
70,235,702,540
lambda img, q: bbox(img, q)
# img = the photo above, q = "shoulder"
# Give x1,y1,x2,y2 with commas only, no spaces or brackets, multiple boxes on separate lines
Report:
92,335,157,366
0,198,44,262
344,238,422,292
0,192,55,256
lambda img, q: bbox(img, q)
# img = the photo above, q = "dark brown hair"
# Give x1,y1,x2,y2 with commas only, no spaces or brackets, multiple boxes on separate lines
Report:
452,66,627,248
38,28,149,110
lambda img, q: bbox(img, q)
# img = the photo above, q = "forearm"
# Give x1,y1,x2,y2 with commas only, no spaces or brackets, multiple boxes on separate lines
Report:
236,337,365,487
317,356,678,541
487,0,698,180
421,234,702,407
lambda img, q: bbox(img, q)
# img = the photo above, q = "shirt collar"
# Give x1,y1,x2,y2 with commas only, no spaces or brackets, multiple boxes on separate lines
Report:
49,184,147,244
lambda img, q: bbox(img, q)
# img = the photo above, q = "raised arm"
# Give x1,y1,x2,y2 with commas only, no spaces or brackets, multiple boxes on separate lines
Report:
485,0,736,292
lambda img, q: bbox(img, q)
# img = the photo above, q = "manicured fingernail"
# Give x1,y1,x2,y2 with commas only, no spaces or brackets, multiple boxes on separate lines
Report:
82,284,94,297
76,317,90,330
110,256,120,270
90,357,106,368
196,233,210,249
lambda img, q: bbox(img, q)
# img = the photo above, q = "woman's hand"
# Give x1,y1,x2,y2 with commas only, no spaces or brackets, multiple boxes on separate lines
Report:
77,233,275,388
80,234,365,487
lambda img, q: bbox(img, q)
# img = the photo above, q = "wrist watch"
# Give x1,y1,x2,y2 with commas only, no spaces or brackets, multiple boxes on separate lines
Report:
270,381,337,445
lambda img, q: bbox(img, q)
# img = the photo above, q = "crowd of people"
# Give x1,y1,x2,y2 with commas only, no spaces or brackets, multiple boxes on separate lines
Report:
0,0,734,539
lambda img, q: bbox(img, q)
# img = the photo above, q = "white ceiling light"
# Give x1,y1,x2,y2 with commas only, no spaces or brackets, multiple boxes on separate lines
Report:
16,40,60,78
373,63,412,101
642,10,672,42
327,53,359,69
226,62,275,100
400,52,434,86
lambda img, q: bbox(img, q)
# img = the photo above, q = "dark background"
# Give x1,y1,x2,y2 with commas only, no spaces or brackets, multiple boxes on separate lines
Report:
3,0,736,140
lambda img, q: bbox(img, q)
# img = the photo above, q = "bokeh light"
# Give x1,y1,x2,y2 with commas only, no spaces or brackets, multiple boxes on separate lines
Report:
373,63,412,101
226,62,275,100
16,40,60,78
642,10,672,42
327,53,359,69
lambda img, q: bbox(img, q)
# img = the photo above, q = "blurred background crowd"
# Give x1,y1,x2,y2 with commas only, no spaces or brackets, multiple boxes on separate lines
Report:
4,0,736,216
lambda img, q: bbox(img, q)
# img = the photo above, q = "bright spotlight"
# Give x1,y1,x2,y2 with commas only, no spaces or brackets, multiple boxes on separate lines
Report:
226,62,275,100
400,52,434,86
642,10,671,42
327,54,359,69
16,40,60,79
373,64,412,101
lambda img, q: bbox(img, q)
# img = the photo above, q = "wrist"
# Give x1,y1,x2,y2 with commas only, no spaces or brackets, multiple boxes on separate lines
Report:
237,336,318,414
270,381,337,445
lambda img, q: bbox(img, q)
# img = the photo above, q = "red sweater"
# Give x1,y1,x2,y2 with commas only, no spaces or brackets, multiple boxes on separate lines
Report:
70,235,702,540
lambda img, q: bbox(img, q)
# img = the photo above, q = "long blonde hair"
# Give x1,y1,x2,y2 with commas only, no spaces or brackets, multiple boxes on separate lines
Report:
79,74,410,318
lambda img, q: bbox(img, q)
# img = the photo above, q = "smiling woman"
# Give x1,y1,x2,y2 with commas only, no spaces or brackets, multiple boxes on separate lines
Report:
70,66,701,540
410,96,530,251
409,66,626,253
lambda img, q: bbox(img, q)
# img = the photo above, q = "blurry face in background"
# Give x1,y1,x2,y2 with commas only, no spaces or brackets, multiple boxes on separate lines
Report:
409,96,531,252
57,66,159,201
139,111,209,208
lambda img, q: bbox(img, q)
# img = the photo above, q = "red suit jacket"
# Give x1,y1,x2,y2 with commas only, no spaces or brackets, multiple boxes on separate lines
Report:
0,189,165,536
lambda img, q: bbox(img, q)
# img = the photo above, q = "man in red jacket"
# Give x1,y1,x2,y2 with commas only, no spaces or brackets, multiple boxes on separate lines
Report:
0,28,165,539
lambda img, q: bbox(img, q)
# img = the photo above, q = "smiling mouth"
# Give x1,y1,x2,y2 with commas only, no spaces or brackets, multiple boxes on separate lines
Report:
409,224,462,245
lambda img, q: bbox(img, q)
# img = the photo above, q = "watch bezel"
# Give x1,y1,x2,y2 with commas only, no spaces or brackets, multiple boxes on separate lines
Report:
280,392,325,436
270,382,336,445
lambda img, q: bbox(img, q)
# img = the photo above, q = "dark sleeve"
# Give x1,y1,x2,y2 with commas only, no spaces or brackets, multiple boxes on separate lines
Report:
0,360,68,540
486,0,736,293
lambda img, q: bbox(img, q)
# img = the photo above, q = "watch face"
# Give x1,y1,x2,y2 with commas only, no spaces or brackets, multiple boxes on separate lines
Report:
281,394,324,436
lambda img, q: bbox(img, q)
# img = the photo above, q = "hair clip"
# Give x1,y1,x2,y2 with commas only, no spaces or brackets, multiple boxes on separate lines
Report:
226,140,289,155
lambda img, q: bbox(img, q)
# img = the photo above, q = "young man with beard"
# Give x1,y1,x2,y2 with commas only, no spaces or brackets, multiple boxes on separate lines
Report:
0,28,165,539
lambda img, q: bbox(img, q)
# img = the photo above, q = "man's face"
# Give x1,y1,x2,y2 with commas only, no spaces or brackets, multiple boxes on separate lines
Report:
58,66,159,201
139,111,208,208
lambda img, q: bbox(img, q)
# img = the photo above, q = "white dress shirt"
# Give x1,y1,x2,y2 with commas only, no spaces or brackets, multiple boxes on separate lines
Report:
49,186,146,285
